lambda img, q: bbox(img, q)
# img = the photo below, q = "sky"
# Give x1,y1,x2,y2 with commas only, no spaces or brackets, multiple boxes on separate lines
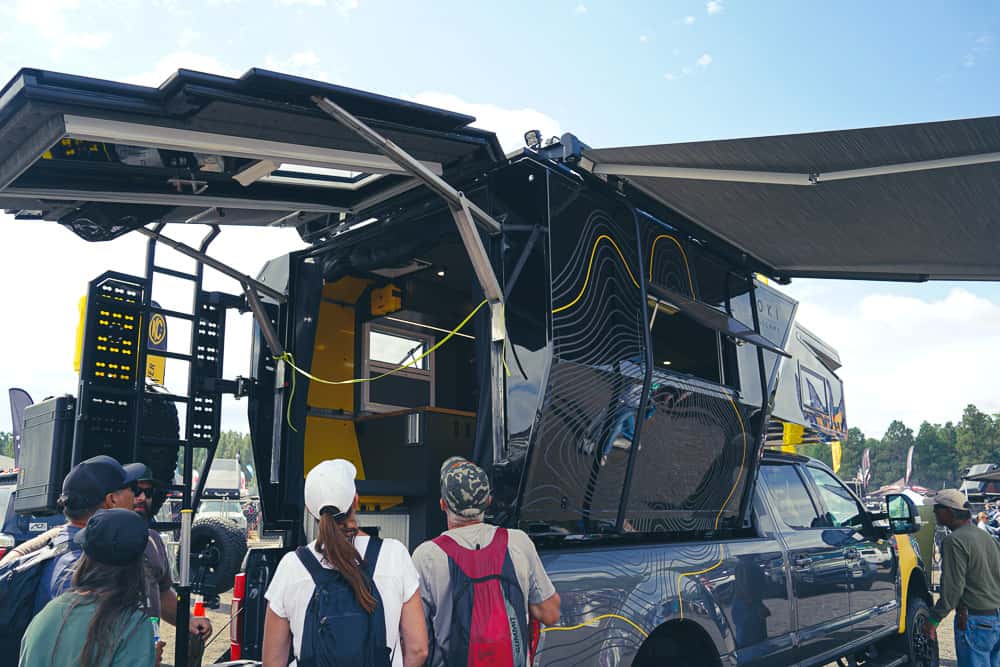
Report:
0,0,998,439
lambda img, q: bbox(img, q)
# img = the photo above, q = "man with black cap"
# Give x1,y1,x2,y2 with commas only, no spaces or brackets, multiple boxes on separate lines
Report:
924,488,1000,666
22,455,140,611
125,462,212,643
412,457,560,666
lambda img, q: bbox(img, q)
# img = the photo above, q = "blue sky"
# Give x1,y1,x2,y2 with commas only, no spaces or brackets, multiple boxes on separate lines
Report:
0,1,997,438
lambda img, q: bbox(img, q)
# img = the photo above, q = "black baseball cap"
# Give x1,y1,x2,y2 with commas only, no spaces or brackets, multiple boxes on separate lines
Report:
74,509,148,565
60,455,127,509
123,462,158,486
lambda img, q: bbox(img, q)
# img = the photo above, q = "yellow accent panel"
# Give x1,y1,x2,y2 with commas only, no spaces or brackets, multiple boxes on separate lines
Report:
370,283,402,316
896,534,919,633
782,422,804,453
831,440,842,474
74,295,87,373
306,287,359,417
304,416,363,475
326,276,371,303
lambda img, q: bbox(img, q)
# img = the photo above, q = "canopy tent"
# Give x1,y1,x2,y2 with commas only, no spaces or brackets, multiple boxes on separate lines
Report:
582,115,1000,282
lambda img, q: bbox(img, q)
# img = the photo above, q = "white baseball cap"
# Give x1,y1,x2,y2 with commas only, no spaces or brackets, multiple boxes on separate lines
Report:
304,459,358,520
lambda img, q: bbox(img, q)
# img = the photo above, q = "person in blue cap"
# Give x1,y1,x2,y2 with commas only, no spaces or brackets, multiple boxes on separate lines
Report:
18,508,155,667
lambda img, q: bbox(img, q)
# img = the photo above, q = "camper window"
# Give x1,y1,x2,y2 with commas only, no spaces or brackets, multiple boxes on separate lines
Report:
799,365,831,415
362,324,434,412
648,309,723,384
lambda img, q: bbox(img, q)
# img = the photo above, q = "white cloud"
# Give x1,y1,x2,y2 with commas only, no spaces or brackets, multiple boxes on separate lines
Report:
963,33,993,68
126,51,242,86
0,219,306,432
574,4,588,14
10,0,111,51
178,27,200,48
697,53,713,67
664,73,676,81
639,35,649,44
787,285,1000,437
684,15,696,25
407,92,562,153
277,0,358,12
264,50,331,82
707,0,723,14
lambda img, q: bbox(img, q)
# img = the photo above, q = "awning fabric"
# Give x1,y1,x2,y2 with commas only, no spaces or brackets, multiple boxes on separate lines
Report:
584,116,1000,281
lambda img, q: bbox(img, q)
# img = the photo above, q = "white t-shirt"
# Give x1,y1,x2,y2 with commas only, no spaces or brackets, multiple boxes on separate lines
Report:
265,536,420,667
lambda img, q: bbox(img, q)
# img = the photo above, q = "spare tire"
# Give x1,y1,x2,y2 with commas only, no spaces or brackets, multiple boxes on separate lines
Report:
184,518,247,595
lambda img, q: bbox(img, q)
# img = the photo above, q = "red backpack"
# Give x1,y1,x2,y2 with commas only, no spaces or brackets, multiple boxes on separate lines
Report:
432,528,528,666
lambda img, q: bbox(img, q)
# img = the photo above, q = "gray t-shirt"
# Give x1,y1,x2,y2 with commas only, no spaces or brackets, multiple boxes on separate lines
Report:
411,523,556,667
144,529,173,619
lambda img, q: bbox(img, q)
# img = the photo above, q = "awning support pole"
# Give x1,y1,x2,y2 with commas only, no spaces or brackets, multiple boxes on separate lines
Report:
312,95,508,462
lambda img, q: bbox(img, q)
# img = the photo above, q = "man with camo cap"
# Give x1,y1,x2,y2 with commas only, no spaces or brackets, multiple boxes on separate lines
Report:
412,457,560,666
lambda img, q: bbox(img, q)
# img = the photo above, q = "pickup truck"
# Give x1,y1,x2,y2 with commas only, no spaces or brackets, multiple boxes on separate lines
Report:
234,451,934,667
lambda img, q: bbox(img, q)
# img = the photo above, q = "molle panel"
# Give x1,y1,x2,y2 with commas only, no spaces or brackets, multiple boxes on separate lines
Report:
518,176,645,533
625,374,752,533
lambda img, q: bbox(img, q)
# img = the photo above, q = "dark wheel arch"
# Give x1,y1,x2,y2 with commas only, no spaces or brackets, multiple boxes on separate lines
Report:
633,620,722,667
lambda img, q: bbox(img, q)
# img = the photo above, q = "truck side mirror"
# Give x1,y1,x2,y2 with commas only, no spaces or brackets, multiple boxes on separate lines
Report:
885,493,921,534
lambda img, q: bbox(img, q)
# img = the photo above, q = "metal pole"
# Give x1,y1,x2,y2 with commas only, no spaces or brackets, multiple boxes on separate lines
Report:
176,507,193,666
135,227,286,303
312,96,502,235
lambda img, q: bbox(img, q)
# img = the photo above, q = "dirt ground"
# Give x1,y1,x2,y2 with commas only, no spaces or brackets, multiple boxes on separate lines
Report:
159,590,234,666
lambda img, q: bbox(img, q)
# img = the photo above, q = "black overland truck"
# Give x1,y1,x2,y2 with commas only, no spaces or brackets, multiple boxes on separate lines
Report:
3,67,996,665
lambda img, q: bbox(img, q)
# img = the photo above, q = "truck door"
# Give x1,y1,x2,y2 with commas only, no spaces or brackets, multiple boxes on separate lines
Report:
801,465,899,640
758,463,854,658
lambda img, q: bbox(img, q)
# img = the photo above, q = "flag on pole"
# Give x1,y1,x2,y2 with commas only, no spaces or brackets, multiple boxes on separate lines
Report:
8,388,33,468
904,445,915,487
861,448,871,491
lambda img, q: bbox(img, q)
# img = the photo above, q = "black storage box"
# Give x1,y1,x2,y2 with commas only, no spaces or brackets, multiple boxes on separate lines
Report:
14,395,76,516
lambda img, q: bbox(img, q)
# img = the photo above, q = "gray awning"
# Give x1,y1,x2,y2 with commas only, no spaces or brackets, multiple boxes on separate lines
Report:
583,116,1000,281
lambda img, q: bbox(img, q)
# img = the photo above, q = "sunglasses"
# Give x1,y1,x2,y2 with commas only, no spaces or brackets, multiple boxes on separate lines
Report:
128,483,150,497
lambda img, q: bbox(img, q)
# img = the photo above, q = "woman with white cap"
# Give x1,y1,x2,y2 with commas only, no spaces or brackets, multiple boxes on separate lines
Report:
262,459,428,667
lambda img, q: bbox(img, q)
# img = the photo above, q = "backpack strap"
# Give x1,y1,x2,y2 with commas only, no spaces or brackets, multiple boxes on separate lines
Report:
294,546,328,585
363,536,383,577
432,528,509,579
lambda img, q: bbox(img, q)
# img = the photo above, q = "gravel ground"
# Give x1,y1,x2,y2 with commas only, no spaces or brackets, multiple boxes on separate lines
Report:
159,591,234,666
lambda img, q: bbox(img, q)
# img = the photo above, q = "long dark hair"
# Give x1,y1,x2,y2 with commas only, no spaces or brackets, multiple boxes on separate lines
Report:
55,554,147,667
315,506,377,614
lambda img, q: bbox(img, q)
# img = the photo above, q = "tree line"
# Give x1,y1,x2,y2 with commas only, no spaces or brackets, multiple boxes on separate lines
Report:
798,404,999,490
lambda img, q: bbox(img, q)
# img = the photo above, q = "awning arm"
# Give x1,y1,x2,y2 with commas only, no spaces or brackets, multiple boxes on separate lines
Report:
590,150,1000,186
313,96,502,235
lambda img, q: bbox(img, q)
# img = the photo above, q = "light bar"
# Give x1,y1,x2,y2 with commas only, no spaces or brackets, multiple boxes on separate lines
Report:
62,115,444,177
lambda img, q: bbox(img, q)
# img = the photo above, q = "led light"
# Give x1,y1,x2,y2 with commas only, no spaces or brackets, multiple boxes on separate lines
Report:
436,270,446,277
662,360,672,366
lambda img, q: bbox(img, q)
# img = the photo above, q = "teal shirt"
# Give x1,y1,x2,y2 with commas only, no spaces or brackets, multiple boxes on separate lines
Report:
19,591,154,667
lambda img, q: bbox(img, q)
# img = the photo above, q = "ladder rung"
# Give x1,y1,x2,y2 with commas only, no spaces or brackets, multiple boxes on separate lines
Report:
145,392,189,403
151,307,195,322
152,349,192,362
153,266,198,281
141,436,188,447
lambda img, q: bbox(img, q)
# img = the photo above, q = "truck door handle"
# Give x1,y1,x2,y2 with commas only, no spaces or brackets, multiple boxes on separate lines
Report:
794,556,813,566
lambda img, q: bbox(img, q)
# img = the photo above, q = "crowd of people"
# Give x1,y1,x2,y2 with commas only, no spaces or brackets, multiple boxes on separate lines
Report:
2,455,211,666
3,453,560,667
261,456,560,667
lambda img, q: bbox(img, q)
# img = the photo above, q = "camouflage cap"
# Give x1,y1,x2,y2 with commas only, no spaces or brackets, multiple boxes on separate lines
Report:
440,457,491,517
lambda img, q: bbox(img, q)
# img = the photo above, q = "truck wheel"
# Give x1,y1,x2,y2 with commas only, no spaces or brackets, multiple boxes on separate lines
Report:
634,634,720,667
892,596,939,667
184,518,248,595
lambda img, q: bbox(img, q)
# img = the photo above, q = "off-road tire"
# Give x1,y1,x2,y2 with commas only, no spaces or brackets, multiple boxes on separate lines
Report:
890,596,939,667
183,518,247,594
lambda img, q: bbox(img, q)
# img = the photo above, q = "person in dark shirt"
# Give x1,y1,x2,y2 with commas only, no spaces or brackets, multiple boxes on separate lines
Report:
31,456,140,612
924,489,1000,667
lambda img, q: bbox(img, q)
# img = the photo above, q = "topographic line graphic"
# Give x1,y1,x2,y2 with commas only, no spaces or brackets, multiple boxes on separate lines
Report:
552,234,639,314
647,233,696,296
715,398,748,529
542,613,649,639
677,548,725,621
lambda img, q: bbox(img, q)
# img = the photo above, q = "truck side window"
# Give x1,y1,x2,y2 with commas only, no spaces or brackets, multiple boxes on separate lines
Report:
803,466,864,529
759,464,822,530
